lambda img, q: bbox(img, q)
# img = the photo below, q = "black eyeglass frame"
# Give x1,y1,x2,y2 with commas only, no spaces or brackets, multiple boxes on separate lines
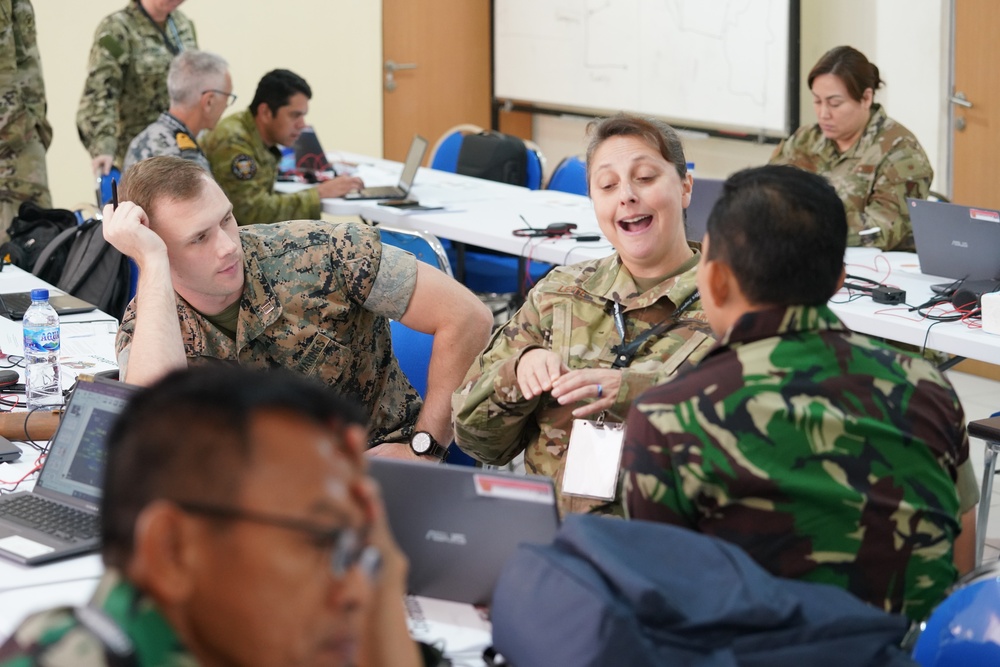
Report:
175,500,380,578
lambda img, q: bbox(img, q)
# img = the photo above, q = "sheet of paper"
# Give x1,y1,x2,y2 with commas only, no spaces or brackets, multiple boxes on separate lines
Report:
406,595,492,666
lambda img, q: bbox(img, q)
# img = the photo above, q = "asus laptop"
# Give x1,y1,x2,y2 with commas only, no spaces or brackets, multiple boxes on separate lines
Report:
908,198,1000,281
368,458,559,605
685,176,725,242
343,135,428,200
0,377,136,564
0,291,97,320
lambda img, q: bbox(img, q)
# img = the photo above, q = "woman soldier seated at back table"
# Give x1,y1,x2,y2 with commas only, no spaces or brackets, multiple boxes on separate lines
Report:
769,45,933,251
452,112,715,516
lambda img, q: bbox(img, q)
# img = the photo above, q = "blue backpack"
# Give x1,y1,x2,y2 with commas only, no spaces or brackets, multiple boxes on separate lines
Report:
491,515,917,667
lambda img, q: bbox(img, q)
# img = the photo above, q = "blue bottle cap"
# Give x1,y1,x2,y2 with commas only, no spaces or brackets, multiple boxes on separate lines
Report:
30,288,48,301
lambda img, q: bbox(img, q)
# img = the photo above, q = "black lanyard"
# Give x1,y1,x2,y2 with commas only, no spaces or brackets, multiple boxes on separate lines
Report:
135,1,184,55
609,289,700,369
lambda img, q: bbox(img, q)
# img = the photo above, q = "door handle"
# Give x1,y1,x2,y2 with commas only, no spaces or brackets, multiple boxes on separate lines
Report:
949,92,973,109
385,60,418,73
384,60,418,93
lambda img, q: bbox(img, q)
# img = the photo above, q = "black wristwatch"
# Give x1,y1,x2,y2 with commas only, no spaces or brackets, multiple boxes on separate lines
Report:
410,431,448,462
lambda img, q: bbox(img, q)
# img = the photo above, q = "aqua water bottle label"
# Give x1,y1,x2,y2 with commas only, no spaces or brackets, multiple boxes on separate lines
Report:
24,329,60,353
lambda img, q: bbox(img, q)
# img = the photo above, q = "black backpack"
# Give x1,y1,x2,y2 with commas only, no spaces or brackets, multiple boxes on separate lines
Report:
0,202,79,280
456,131,528,186
32,219,132,321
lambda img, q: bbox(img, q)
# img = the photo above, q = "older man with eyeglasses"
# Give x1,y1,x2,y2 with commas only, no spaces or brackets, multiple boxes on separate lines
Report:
0,366,421,667
124,50,234,173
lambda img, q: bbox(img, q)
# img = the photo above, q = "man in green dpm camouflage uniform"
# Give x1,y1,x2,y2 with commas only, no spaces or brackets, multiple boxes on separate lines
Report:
769,103,932,252
454,248,714,516
77,0,197,175
623,165,977,623
107,157,491,455
0,0,51,237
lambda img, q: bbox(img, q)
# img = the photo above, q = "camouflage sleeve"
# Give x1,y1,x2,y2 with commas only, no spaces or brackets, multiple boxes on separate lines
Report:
114,302,136,377
363,245,417,319
208,136,320,226
452,297,547,466
76,14,129,159
620,399,697,526
846,137,933,251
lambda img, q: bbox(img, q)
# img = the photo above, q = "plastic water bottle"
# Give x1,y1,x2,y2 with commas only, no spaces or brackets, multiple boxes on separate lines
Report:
22,289,62,411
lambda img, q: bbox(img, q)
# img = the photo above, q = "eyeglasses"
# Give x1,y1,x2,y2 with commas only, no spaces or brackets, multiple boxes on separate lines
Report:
176,501,381,579
202,89,238,107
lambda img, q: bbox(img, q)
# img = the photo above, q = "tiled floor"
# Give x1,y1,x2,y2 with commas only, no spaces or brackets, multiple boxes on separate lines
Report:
945,370,1000,562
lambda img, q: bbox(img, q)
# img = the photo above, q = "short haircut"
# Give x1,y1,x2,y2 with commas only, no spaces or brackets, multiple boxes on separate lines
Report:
167,50,229,107
248,69,311,117
705,165,847,306
585,112,688,190
121,155,211,224
808,46,883,102
101,365,368,570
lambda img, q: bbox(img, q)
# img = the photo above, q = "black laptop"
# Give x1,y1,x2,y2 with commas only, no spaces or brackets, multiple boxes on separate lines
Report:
368,458,559,605
0,377,136,564
343,135,428,200
292,127,334,174
908,198,1000,281
685,176,725,242
0,291,97,320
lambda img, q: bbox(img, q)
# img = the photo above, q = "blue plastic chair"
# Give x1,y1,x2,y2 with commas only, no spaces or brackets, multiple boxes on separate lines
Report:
380,225,475,465
525,143,544,191
547,155,587,195
429,124,484,173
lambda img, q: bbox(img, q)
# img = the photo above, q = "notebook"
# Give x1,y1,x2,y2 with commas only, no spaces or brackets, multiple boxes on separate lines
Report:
0,291,97,320
0,377,136,565
368,458,559,605
685,176,725,242
908,198,1000,281
292,126,334,174
343,135,428,200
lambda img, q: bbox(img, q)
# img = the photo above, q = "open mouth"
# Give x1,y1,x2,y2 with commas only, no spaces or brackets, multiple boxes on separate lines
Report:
618,214,653,233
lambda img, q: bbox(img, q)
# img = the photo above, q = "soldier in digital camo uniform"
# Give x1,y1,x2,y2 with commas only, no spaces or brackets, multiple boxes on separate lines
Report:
77,0,197,176
124,50,232,172
453,114,715,516
201,69,363,226
770,45,933,252
105,157,492,458
623,165,977,623
0,0,51,238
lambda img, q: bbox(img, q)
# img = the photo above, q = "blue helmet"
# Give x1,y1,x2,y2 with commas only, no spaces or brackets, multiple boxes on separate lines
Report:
912,562,1000,666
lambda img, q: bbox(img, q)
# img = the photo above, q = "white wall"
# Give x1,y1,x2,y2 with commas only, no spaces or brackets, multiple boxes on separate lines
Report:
34,0,384,209
532,0,951,193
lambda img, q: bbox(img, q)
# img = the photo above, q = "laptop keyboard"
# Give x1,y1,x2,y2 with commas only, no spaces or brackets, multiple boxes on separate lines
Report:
0,495,98,541
0,292,33,319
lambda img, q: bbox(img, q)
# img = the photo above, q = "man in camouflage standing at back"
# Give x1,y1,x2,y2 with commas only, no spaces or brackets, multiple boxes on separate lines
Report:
77,0,197,177
0,0,51,239
623,165,977,623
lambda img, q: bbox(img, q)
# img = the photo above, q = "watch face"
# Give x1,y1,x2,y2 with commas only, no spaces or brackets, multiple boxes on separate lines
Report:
412,431,432,454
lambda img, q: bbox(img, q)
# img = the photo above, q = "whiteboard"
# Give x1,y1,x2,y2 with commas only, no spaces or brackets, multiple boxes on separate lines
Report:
494,0,796,136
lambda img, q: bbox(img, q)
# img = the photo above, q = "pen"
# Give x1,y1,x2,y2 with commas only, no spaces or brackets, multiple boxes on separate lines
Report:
111,179,119,210
519,214,537,231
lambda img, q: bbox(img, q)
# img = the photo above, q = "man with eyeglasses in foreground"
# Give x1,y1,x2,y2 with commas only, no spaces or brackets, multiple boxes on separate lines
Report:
202,68,364,226
0,366,421,667
124,50,234,173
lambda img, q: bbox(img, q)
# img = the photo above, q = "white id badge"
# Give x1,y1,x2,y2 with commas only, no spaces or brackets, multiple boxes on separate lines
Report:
561,418,626,500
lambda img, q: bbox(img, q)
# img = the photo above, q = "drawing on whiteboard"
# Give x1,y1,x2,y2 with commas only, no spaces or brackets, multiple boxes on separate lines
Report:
495,0,793,135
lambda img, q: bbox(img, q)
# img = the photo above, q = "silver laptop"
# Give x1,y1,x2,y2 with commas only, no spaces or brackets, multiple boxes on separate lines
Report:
0,291,97,320
0,377,136,565
686,176,725,242
343,135,428,200
368,458,559,605
909,198,1000,280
